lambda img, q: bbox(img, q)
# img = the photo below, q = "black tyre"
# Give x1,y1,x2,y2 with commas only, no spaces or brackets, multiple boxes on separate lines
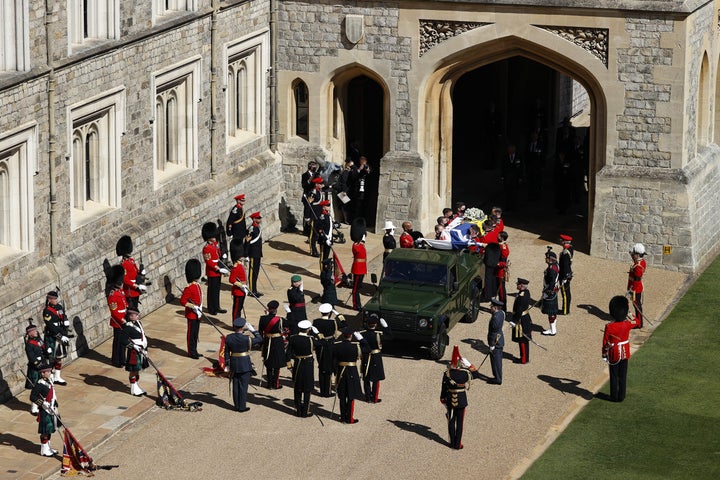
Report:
462,280,482,323
429,325,448,360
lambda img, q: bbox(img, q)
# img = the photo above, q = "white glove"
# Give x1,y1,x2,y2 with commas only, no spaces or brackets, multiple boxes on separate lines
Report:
224,366,230,373
140,268,147,275
380,318,388,328
42,401,51,410
602,357,608,363
299,283,304,292
132,344,142,352
242,285,249,294
60,336,70,344
311,326,319,334
222,253,227,259
460,357,472,368
47,347,53,354
326,238,332,246
490,346,495,352
626,290,633,297
193,306,202,316
137,284,147,292
353,331,363,341
219,268,230,275
63,320,71,327
283,303,291,313
332,309,340,316
245,323,255,332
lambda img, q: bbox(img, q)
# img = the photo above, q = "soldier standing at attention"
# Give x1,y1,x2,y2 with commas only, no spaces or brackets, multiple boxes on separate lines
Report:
229,239,249,322
258,300,287,390
495,231,510,309
350,218,367,311
121,306,148,396
510,278,533,364
29,364,60,457
301,160,320,236
359,314,391,403
382,221,396,260
487,298,505,385
116,235,147,310
441,346,480,450
285,275,306,336
308,177,325,256
42,291,70,385
226,193,248,242
313,303,347,397
320,258,338,306
245,211,264,297
286,320,318,417
332,327,369,424
180,259,204,359
314,199,333,265
541,250,560,336
399,221,415,249
558,234,574,315
25,323,50,414
107,265,128,368
602,295,641,402
224,317,262,412
202,222,229,315
627,243,647,328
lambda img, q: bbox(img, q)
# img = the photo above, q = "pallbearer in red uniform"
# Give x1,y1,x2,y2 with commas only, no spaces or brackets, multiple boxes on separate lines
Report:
107,265,128,367
202,222,228,315
627,243,647,328
602,295,641,402
181,259,204,359
116,235,147,310
399,221,414,249
495,231,510,309
350,218,367,311
440,346,480,449
229,238,249,322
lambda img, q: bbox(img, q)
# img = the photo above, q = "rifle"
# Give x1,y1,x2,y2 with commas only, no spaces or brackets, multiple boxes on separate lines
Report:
626,292,655,327
136,253,152,286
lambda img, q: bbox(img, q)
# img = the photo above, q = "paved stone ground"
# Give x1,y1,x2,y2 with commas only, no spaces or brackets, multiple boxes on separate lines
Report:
0,222,686,480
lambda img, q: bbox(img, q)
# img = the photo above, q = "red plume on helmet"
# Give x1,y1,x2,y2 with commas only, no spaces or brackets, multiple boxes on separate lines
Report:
450,345,461,368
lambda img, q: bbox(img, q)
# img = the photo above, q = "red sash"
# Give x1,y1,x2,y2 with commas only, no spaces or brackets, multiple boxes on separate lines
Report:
264,316,281,334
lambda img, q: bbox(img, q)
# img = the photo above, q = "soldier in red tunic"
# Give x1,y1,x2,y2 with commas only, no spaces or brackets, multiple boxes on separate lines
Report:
627,243,647,328
107,265,128,367
495,231,510,309
202,222,229,315
116,235,147,310
229,238,249,322
181,259,204,359
350,218,367,311
602,295,641,402
399,221,414,249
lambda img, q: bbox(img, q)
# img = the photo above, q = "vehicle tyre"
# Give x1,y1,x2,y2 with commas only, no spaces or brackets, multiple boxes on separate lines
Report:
462,280,482,324
429,325,448,360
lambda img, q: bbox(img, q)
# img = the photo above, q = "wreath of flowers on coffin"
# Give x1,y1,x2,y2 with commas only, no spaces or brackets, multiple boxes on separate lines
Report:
463,207,485,222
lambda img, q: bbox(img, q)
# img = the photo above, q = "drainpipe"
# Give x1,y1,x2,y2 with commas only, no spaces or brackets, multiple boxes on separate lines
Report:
46,0,57,257
269,0,278,152
209,0,219,179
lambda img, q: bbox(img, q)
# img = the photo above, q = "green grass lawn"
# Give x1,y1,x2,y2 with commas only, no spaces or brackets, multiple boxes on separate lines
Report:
523,257,720,480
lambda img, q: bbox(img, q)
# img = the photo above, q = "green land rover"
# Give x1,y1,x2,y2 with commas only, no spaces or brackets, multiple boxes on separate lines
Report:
362,247,485,359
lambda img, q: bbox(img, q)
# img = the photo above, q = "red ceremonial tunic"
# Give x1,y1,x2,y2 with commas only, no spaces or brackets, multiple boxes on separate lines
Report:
627,258,646,293
122,256,141,299
602,317,641,363
399,232,414,249
495,243,510,279
351,242,367,275
107,287,127,329
230,262,247,298
181,282,203,320
203,241,222,278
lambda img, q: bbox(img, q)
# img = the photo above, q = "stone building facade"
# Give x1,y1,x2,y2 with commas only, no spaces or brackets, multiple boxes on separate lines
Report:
2,0,720,401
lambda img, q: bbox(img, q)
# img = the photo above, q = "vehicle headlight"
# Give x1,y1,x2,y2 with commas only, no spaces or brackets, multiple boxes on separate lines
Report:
418,318,428,328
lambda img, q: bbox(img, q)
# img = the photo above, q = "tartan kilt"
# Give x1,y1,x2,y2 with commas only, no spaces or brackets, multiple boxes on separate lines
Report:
38,410,56,435
25,367,40,389
541,294,559,315
124,348,144,372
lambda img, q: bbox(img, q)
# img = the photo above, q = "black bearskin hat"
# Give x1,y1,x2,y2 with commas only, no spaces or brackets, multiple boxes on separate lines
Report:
108,265,125,287
350,217,367,243
185,259,202,283
609,295,629,322
201,222,218,241
116,235,133,256
230,238,245,263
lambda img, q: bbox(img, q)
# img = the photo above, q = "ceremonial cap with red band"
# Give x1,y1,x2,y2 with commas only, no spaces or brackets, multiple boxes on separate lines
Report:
250,211,262,219
319,200,331,206
559,234,572,242
311,177,324,184
234,194,245,201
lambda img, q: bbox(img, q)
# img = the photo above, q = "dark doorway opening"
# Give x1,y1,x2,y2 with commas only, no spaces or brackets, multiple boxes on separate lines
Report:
344,75,384,229
451,56,590,247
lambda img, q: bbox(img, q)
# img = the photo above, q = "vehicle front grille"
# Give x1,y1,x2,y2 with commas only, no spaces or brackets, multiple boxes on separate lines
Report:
382,311,419,333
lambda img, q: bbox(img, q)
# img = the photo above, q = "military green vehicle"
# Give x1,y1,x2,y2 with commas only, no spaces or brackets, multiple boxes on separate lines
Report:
362,248,485,360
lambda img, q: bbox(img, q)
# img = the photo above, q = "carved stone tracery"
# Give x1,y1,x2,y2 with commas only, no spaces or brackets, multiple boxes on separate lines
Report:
537,25,609,67
419,20,491,57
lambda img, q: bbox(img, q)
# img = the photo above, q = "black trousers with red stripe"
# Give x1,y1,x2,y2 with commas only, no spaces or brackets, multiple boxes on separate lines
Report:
232,295,246,322
352,274,364,310
446,406,466,449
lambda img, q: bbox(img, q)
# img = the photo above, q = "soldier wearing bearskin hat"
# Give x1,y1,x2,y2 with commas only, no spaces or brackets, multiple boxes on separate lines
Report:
180,259,204,359
121,306,148,396
602,295,641,402
244,212,264,297
107,265,128,367
229,239,249,322
440,346,481,449
350,218,367,311
29,363,60,456
116,235,147,309
202,222,229,315
42,291,70,385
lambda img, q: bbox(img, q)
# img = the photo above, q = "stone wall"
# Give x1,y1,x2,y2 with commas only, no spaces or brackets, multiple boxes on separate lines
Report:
376,152,424,231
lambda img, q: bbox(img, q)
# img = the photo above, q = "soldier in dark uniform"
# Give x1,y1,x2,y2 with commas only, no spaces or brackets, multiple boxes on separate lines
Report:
359,314,391,403
180,259,204,359
440,346,480,450
510,278,533,364
116,235,147,310
229,239,249,322
382,221,396,260
320,258,338,306
107,265,128,368
313,303,347,397
244,212,264,297
226,193,248,242
541,250,560,336
487,298,505,385
29,364,59,457
202,222,229,315
332,327,369,424
285,275,306,335
301,160,321,236
501,144,525,212
121,306,148,396
42,291,70,385
558,234,574,315
313,199,333,265
350,218,367,311
286,319,317,417
258,300,287,389
224,317,262,412
307,177,325,256
25,323,50,414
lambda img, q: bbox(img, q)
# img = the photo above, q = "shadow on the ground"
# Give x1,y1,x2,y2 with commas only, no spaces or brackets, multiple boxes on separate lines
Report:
247,391,296,416
148,338,189,358
537,374,594,400
184,389,233,410
0,432,44,455
79,373,127,394
577,303,613,321
387,419,449,447
267,239,309,256
1,395,33,413
78,349,112,366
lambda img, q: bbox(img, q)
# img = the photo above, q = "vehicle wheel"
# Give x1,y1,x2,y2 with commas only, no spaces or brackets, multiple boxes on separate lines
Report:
429,325,448,360
462,280,482,324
